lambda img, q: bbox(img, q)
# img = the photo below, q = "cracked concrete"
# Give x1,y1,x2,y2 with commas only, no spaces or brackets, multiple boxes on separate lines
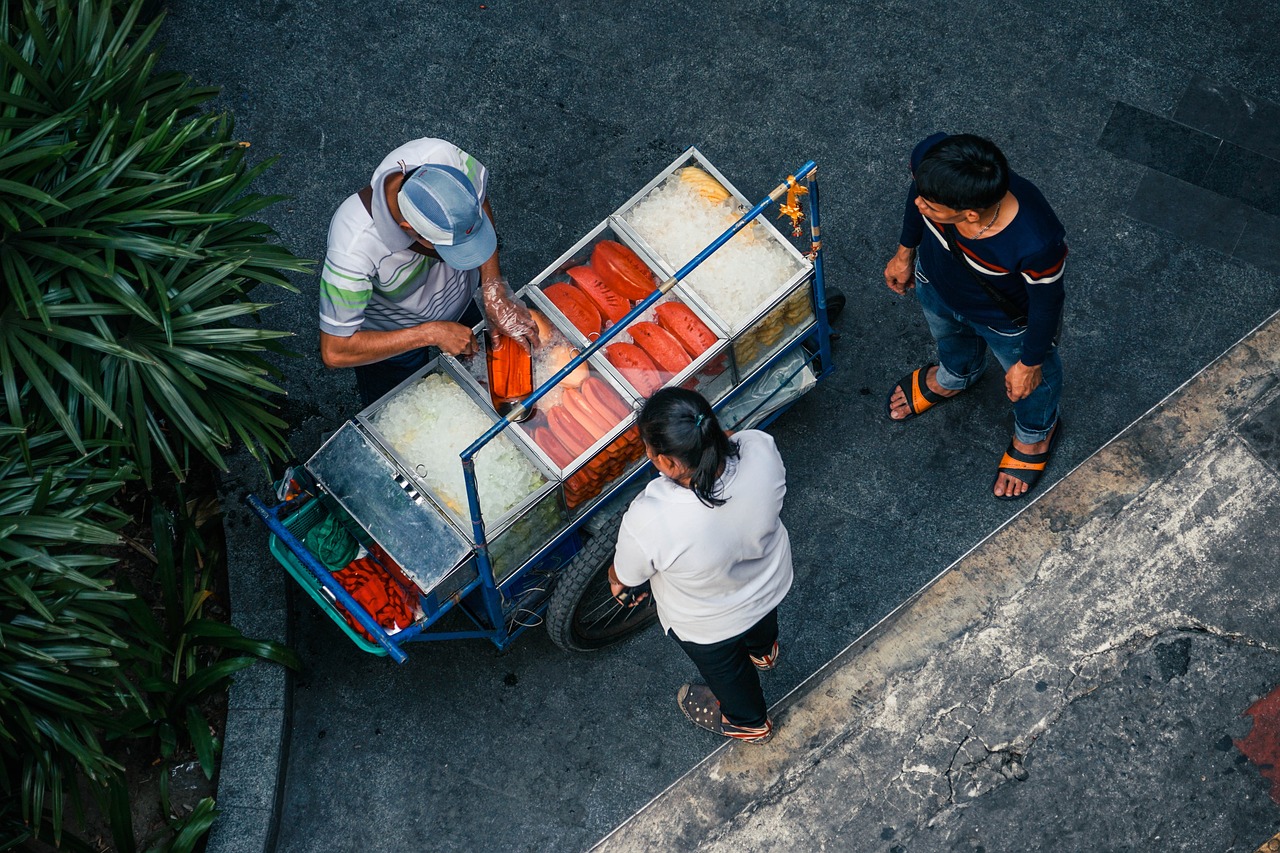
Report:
594,313,1280,851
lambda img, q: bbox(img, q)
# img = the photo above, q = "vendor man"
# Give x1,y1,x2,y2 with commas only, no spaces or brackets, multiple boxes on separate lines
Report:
319,138,537,406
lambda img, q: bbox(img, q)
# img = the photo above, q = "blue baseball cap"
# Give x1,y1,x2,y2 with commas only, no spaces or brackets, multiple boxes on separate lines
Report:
397,164,497,270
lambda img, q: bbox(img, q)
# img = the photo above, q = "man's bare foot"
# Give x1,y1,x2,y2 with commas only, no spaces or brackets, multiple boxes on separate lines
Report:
887,365,960,421
993,421,1062,499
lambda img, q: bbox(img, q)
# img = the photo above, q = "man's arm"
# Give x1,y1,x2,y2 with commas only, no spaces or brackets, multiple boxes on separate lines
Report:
884,245,917,294
1006,243,1067,402
320,323,477,368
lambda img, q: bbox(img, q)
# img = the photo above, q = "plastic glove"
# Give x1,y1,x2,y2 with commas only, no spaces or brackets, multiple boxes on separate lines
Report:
481,276,540,349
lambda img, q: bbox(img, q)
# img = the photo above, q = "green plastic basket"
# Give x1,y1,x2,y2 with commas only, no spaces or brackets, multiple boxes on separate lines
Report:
267,498,391,656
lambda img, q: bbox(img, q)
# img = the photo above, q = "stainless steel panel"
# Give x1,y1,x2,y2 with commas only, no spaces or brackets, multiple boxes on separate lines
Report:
306,421,471,595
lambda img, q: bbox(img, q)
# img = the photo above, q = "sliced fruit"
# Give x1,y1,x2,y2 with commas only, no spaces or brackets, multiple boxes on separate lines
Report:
568,265,630,326
543,281,602,338
628,322,692,375
533,426,575,468
655,302,718,358
605,342,665,397
591,240,658,300
581,376,631,422
547,404,595,458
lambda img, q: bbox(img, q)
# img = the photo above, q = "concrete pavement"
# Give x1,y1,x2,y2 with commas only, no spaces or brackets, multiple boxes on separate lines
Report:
597,310,1280,852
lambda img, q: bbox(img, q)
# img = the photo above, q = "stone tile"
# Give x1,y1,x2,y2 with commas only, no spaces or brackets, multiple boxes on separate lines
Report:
1233,210,1280,275
227,653,290,712
205,805,273,853
1126,170,1251,255
1173,76,1251,138
1238,394,1280,473
1099,102,1223,183
1232,92,1280,161
216,707,286,810
1201,141,1280,216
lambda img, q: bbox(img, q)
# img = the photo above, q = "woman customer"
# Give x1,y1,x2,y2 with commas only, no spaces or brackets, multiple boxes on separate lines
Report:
610,388,793,744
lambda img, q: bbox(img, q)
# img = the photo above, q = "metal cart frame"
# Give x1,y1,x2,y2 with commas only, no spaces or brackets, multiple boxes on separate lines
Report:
246,154,834,663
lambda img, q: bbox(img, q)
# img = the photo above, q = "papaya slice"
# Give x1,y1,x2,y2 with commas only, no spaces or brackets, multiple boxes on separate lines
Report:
568,265,630,326
605,342,665,397
655,302,718,359
628,322,692,375
544,282,602,338
548,404,595,458
533,426,575,469
581,376,631,422
563,387,613,441
591,240,658,301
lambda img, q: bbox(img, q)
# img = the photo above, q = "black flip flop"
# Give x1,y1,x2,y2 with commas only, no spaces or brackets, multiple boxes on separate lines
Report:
886,363,956,422
992,420,1064,501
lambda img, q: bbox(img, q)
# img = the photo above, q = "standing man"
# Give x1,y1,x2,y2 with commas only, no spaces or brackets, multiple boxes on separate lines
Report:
884,133,1067,500
319,138,537,407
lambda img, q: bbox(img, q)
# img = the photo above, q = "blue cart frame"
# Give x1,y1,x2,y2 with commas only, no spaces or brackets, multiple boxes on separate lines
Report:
246,158,834,664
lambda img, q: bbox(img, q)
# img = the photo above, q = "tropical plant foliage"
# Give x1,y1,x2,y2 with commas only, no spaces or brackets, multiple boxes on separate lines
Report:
0,424,135,844
0,0,310,486
0,0,307,847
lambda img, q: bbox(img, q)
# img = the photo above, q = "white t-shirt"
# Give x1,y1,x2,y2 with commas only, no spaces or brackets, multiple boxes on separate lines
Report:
319,139,489,337
613,430,792,644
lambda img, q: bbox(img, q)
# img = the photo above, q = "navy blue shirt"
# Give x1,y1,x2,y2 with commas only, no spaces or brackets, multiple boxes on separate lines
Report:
898,135,1068,367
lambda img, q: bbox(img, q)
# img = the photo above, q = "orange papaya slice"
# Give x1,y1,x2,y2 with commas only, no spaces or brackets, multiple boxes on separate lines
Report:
544,282,602,338
568,265,630,326
548,404,595,458
591,240,658,301
581,376,631,422
563,387,612,440
628,322,692,375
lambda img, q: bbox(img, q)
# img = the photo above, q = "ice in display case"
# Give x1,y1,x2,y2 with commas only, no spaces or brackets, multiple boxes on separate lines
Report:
306,358,571,589
610,149,818,382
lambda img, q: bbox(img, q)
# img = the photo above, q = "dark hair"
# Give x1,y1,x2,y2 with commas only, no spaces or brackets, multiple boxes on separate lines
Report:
638,388,739,508
914,134,1009,212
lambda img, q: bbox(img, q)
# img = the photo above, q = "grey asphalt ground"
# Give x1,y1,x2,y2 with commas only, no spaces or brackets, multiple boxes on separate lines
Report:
151,0,1280,850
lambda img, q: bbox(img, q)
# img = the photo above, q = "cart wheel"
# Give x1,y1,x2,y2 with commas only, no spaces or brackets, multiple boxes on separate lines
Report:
546,512,657,652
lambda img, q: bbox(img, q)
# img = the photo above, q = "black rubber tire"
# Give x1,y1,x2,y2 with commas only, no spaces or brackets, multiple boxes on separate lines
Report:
546,512,658,652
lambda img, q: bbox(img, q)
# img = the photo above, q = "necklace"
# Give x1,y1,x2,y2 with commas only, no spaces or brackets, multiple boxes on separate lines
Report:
971,200,1002,239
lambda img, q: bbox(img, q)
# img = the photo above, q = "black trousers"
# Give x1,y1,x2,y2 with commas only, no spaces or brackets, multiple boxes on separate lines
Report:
670,607,779,728
353,300,483,409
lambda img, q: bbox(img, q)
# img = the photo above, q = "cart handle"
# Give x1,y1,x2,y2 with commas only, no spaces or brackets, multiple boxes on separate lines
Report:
244,493,410,664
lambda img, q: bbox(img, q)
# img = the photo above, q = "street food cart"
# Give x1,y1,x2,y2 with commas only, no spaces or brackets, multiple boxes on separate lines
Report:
246,149,836,662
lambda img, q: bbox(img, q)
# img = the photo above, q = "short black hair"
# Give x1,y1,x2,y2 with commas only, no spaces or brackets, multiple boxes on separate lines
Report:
914,134,1009,212
638,387,738,508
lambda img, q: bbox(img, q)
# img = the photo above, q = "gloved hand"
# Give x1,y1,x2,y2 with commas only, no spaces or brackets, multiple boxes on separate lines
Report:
481,276,540,349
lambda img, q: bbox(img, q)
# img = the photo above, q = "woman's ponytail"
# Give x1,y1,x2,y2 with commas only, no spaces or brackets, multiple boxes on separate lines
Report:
638,389,739,507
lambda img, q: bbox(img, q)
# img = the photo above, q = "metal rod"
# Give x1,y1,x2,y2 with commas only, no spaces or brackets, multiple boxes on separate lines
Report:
461,456,508,638
243,494,409,664
805,169,835,379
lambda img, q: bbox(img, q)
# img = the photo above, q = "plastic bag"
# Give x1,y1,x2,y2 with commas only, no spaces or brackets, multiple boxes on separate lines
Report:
482,276,539,348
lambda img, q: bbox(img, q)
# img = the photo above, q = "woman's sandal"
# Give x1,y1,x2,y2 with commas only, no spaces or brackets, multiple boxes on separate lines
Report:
992,420,1064,502
677,683,774,744
886,364,960,422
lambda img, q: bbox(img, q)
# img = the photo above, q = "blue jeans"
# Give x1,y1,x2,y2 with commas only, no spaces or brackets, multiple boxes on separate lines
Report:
915,267,1061,444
